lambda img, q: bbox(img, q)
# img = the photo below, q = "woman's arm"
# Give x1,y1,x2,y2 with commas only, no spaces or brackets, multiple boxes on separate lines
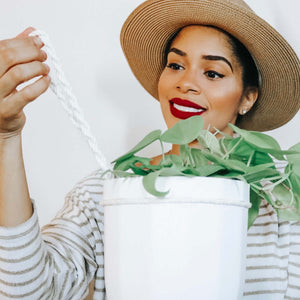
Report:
0,29,103,299
0,170,105,299
0,27,50,227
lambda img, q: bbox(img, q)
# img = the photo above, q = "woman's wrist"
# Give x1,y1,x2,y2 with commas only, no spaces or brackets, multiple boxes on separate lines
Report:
0,129,22,143
0,127,32,227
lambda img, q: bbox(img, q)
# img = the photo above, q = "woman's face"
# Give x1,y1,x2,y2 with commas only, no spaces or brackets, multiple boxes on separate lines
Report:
158,25,254,136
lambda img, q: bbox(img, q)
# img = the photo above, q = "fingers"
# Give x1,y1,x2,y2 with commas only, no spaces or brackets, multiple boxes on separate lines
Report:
0,35,46,78
0,28,50,134
1,75,51,120
0,61,50,98
16,27,36,38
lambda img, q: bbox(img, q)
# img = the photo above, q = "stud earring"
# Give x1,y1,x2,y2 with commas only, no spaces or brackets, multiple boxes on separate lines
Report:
242,109,247,115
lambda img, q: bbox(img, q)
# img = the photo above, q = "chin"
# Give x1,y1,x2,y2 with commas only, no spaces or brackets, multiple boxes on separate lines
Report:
165,116,180,129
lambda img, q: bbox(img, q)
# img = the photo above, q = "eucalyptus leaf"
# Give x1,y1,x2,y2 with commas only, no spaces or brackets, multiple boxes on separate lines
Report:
113,156,139,171
114,156,151,172
263,149,298,161
197,130,222,155
161,116,204,144
179,145,190,165
248,189,262,229
286,143,300,176
246,163,276,174
190,148,210,166
130,165,151,176
159,164,185,177
288,142,300,154
289,173,300,195
228,124,286,160
194,165,225,176
229,124,281,151
242,167,280,184
112,130,162,163
291,163,300,177
142,171,169,197
271,183,294,208
201,151,247,173
162,154,184,167
276,197,300,221
222,137,274,166
221,137,251,157
181,168,202,176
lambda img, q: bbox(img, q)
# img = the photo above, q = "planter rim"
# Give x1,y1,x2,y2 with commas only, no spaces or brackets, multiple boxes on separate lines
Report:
101,176,250,209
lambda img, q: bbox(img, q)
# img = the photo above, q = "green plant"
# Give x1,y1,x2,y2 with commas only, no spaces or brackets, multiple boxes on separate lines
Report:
110,116,300,228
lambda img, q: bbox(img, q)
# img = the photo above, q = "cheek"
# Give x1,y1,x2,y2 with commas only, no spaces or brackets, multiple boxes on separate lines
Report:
158,72,169,100
209,83,243,111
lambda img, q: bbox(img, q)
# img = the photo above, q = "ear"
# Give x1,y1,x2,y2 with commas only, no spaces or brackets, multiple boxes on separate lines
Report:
238,87,259,115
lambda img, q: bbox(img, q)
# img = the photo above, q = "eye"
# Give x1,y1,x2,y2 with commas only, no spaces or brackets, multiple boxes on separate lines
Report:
167,63,184,70
205,71,224,79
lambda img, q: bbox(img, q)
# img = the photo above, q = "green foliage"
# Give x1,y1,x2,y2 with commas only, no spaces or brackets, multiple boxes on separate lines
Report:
110,116,300,229
160,116,204,144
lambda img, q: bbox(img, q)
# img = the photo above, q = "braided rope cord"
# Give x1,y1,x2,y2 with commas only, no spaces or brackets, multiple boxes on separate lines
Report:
29,30,111,172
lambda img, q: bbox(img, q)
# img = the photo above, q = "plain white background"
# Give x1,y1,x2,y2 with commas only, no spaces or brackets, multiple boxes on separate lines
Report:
0,0,299,226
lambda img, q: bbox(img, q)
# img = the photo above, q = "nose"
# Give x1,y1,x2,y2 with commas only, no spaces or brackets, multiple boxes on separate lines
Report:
176,69,201,94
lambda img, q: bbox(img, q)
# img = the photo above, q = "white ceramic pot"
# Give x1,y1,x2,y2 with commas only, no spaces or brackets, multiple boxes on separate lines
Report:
101,176,250,300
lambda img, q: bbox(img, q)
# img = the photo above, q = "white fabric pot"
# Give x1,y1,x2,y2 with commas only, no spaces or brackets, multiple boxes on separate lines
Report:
101,176,250,300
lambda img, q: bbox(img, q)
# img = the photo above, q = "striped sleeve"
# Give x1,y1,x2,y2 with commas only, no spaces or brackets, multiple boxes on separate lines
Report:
244,200,300,299
0,169,105,300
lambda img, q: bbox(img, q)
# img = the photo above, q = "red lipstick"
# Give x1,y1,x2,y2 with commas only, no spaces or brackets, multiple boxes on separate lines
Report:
169,98,206,119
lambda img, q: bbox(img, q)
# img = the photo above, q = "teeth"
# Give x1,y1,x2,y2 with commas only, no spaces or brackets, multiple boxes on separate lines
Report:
173,103,204,113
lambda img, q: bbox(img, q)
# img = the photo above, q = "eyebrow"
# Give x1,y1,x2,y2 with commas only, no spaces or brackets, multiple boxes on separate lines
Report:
169,47,187,57
168,47,233,71
202,55,233,71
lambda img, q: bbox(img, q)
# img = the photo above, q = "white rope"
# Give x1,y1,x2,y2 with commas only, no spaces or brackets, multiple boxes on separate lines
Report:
29,30,111,172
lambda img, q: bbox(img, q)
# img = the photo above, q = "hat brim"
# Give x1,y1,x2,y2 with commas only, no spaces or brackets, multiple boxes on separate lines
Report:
121,0,300,131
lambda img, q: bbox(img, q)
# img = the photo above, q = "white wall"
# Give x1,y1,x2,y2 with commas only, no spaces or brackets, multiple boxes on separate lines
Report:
0,0,299,226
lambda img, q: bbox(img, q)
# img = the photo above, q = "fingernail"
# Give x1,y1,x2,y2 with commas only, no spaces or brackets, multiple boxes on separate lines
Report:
41,50,47,59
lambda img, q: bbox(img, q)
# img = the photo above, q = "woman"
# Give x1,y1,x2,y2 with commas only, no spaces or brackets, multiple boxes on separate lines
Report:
0,0,299,299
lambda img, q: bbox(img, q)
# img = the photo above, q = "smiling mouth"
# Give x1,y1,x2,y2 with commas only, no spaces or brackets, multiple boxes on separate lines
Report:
169,98,206,119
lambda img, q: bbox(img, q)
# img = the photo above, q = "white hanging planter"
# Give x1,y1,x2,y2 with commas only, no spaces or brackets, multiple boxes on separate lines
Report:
101,176,250,300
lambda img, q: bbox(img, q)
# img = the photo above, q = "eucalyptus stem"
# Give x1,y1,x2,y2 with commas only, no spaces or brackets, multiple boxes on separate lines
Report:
250,182,265,191
185,145,195,167
222,136,244,159
249,175,283,185
282,178,295,208
263,191,285,209
247,150,255,167
220,138,228,156
262,172,291,192
159,138,166,165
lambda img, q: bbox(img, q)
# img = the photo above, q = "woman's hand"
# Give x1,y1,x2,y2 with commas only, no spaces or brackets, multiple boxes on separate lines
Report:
0,27,50,137
0,28,51,227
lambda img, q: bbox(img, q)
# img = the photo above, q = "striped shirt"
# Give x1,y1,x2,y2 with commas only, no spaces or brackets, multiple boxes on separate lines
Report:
0,169,299,299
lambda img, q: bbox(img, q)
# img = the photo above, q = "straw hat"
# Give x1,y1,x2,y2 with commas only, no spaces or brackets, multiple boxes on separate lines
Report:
120,0,300,131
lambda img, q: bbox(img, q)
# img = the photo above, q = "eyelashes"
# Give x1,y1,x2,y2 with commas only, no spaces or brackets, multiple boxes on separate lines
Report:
167,63,183,70
166,63,225,79
205,71,225,79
